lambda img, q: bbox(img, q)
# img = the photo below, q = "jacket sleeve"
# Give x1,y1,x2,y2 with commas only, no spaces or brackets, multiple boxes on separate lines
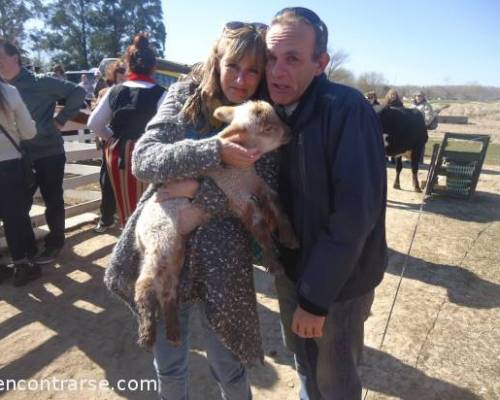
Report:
40,76,86,125
10,86,36,140
87,89,114,140
131,83,222,184
297,99,386,315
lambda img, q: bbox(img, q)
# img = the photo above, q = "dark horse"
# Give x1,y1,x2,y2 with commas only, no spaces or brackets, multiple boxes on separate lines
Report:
374,105,428,192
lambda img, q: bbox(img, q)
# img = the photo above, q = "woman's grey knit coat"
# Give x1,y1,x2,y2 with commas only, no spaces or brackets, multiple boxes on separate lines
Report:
104,80,278,364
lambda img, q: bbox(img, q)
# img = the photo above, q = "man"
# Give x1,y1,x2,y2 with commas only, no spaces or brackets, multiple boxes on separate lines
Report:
0,40,86,264
365,90,380,105
266,8,388,399
412,90,436,128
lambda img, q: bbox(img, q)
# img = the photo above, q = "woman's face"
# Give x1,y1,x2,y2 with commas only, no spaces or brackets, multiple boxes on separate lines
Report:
219,53,262,104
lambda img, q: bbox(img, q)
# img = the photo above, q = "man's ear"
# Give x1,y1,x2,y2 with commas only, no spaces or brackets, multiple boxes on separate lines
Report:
214,106,235,123
314,52,330,76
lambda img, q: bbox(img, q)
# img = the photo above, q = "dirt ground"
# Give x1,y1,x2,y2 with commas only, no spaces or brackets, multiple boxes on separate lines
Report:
1,112,499,399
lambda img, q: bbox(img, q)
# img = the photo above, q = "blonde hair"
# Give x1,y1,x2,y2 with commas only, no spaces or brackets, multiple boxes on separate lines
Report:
383,88,401,106
182,25,267,132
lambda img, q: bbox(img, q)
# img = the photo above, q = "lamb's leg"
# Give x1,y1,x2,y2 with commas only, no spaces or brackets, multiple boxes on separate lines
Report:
393,156,403,189
243,201,284,275
157,237,186,346
256,186,299,249
135,264,157,349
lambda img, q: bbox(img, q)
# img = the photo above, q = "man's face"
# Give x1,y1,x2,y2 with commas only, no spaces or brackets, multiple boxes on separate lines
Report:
0,45,21,80
266,22,328,106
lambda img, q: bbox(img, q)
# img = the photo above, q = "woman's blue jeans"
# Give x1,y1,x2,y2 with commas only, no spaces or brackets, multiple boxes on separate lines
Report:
152,302,252,400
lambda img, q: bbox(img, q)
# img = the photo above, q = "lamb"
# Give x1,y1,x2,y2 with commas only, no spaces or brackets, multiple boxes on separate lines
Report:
134,100,299,348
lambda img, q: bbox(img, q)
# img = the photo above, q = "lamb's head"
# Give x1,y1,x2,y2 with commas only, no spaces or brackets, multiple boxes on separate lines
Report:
214,100,290,154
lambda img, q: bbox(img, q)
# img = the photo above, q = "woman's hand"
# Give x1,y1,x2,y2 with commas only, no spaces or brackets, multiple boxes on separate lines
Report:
155,179,200,202
219,134,261,168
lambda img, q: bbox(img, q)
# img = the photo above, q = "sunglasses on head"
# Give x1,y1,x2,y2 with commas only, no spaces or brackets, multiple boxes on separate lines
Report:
224,21,268,33
275,7,325,33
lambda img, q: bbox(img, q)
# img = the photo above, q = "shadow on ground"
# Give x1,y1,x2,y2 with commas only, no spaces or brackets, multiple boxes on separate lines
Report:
0,225,282,399
360,346,481,400
387,248,500,309
386,189,500,223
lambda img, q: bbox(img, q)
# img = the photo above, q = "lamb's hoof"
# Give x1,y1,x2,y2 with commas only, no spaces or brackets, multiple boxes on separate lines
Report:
393,183,401,190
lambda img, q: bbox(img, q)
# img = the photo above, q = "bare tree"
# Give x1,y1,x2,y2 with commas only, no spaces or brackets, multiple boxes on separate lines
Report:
357,71,388,95
326,49,349,82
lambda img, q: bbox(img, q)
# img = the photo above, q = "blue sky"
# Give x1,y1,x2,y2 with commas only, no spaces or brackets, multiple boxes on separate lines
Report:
162,0,500,87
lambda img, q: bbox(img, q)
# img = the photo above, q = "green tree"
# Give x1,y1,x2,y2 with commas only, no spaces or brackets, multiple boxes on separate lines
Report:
0,0,42,46
40,0,102,69
91,0,128,58
122,0,166,57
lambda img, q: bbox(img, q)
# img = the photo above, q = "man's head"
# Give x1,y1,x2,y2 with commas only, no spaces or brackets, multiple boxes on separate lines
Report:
365,91,377,104
414,90,425,104
0,40,22,81
266,7,330,106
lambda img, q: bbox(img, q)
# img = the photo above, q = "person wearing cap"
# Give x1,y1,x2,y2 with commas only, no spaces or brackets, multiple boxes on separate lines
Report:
412,90,435,128
266,7,387,399
365,90,379,105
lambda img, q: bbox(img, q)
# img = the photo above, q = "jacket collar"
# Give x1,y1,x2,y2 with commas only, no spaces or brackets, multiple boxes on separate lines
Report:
287,73,329,132
8,67,34,86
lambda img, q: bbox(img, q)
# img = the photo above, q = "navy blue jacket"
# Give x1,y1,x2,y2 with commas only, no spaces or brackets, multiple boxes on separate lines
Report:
278,74,388,316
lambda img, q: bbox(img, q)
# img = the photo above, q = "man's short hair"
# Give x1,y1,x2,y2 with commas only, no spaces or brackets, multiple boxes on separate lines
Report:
0,39,22,66
272,7,328,60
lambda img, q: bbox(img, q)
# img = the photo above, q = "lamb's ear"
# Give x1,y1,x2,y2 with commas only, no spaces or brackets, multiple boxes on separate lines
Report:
214,106,235,123
218,125,245,139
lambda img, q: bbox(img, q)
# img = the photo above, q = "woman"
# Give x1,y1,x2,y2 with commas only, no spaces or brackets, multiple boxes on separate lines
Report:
105,22,271,399
91,61,126,233
88,34,166,226
383,88,404,108
0,78,39,286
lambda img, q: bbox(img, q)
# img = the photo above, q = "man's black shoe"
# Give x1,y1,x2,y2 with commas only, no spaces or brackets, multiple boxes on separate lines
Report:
13,263,42,287
34,247,62,265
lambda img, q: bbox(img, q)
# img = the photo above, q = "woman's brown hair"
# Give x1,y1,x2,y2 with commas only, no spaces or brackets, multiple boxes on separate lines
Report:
124,33,156,75
181,24,267,132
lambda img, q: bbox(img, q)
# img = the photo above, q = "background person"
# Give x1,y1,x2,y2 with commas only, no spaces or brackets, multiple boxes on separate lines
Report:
0,39,86,265
412,90,436,127
0,78,40,286
88,33,166,226
92,62,126,233
383,87,404,108
365,90,379,105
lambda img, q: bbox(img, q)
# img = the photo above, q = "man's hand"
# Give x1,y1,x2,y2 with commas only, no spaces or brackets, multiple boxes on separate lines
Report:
292,306,326,338
155,179,200,202
218,134,261,168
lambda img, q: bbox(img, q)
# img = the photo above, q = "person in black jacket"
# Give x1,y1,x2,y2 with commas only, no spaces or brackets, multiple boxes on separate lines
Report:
266,7,388,399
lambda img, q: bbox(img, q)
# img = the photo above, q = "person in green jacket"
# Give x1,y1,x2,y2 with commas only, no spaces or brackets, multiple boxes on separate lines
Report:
0,39,86,264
